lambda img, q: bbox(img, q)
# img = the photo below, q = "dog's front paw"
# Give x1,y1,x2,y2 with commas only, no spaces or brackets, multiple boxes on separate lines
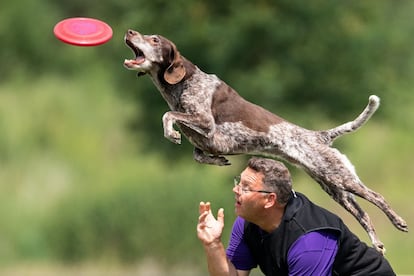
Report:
165,130,181,144
215,156,231,166
195,155,231,166
193,148,231,166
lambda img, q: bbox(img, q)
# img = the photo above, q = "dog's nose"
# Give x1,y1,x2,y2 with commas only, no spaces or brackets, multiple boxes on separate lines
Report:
127,29,138,37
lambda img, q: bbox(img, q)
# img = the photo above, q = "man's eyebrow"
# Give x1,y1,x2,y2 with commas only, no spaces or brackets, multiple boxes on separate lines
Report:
240,179,254,187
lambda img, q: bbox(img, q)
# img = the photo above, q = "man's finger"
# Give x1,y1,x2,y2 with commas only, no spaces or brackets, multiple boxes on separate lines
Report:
199,201,206,215
199,201,211,215
198,210,209,223
217,208,224,224
205,202,211,212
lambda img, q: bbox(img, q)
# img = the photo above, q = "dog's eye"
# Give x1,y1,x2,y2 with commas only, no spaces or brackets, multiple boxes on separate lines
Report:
151,37,160,44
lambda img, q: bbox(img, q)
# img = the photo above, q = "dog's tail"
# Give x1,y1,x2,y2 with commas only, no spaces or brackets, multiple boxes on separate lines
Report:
323,95,380,143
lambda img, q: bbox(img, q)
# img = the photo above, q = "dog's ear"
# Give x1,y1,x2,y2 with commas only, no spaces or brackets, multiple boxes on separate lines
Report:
164,43,186,85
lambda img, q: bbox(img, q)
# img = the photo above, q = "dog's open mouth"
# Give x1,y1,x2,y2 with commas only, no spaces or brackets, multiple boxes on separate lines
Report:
125,39,145,66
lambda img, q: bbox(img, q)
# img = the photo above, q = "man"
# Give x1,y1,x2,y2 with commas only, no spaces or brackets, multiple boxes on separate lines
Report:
197,157,395,275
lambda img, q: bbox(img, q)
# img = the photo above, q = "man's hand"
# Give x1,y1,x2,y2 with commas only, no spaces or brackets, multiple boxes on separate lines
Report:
197,202,242,276
197,201,225,246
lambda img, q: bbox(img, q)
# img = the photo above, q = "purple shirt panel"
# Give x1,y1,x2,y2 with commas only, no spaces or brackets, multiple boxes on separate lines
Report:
287,230,338,276
226,216,257,270
226,216,339,275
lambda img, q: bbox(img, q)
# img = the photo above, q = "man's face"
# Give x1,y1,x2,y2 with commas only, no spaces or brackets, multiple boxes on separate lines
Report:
233,167,270,220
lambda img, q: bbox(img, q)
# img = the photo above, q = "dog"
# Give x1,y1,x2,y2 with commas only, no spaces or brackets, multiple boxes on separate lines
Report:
123,29,407,254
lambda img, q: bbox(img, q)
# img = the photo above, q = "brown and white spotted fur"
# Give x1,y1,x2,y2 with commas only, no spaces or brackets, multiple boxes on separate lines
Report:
123,29,407,254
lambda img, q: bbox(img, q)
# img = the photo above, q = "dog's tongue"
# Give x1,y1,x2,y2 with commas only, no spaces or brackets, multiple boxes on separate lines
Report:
135,56,145,64
124,57,145,66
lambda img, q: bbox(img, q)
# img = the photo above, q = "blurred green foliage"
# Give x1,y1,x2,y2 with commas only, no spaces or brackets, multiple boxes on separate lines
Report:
0,0,413,274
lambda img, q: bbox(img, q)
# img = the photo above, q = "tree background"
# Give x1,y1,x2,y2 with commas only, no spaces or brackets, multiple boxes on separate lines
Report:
1,0,413,274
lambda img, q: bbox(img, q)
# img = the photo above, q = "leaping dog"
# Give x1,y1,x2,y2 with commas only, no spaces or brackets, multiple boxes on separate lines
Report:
123,29,407,254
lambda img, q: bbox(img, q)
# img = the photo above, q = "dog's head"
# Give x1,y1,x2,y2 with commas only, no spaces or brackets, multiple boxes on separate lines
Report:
124,29,186,85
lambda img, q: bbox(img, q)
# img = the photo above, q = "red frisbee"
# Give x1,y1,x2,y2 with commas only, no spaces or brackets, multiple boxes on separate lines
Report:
54,17,113,46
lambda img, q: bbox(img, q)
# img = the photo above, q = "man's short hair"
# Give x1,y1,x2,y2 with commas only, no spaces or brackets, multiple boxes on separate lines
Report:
247,157,293,204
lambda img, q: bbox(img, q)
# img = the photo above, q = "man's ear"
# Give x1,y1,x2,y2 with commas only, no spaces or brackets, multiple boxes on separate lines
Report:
164,43,186,85
264,193,277,209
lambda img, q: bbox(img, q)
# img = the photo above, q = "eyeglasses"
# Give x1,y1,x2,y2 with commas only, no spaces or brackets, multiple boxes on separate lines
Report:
233,176,273,194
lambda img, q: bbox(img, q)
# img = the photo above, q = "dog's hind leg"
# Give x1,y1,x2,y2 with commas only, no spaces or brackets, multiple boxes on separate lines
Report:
329,189,386,254
324,95,380,143
345,181,408,233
